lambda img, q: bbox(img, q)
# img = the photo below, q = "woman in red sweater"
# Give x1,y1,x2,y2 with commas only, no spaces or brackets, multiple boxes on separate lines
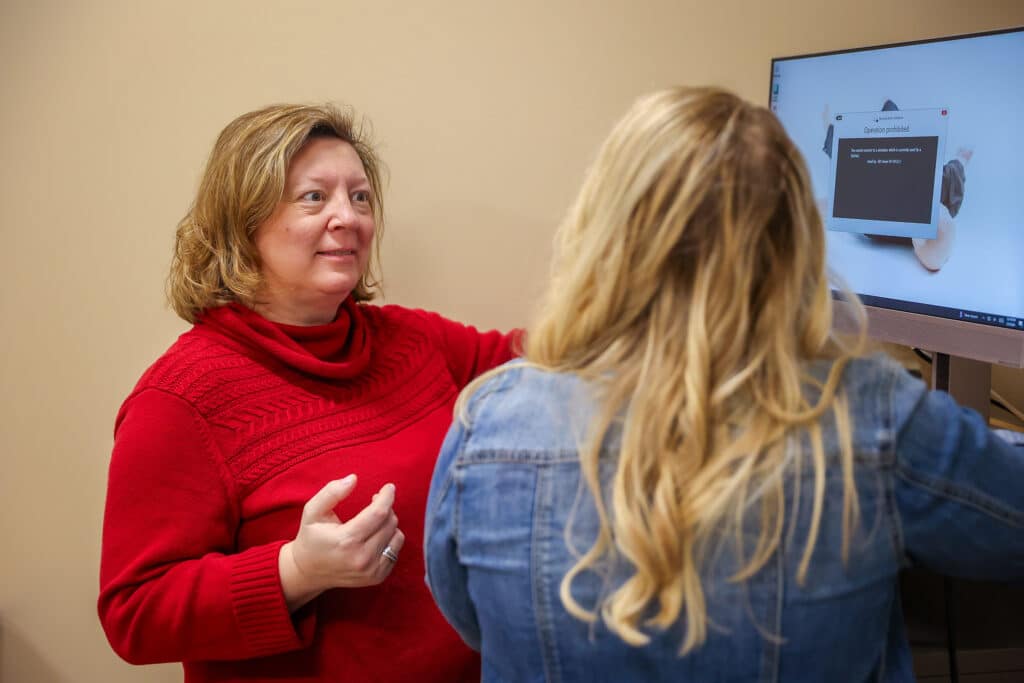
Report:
98,103,517,682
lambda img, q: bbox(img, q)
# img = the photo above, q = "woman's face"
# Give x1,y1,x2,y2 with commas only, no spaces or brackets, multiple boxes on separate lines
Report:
253,137,375,325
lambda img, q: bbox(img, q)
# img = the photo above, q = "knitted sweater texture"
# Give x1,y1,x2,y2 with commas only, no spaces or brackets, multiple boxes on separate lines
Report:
98,299,516,682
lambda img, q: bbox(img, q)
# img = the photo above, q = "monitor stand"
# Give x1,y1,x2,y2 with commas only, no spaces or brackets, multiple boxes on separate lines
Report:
932,353,990,420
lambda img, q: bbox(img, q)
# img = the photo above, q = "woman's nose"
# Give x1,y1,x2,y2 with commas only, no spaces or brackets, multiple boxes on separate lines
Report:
326,197,358,231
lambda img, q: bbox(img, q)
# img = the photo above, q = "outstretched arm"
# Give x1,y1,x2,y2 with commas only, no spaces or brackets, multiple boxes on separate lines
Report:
893,382,1024,580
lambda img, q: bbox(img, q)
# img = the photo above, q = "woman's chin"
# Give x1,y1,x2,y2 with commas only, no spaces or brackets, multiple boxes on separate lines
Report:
316,274,360,299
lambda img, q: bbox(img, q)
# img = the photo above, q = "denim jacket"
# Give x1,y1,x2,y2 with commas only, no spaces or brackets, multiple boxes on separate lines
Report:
425,355,1024,682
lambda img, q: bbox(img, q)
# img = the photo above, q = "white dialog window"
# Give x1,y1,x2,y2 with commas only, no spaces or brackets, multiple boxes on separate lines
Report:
826,108,948,238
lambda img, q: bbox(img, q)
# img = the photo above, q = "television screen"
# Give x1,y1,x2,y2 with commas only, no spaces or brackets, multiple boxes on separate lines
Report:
771,28,1024,333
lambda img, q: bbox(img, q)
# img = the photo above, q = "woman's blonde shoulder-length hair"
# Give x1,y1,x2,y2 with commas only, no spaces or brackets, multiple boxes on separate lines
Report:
167,103,386,323
461,85,866,653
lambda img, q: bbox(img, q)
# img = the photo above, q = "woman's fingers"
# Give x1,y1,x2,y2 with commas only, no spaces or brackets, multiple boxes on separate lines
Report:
302,474,357,523
344,483,397,542
291,480,405,590
382,528,406,562
361,514,399,565
377,529,406,579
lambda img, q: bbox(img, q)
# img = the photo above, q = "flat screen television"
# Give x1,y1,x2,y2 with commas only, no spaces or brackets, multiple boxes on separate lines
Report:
770,27,1024,369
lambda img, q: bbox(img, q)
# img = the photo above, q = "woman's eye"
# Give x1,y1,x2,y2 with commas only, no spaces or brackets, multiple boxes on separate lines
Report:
353,190,371,204
301,190,325,202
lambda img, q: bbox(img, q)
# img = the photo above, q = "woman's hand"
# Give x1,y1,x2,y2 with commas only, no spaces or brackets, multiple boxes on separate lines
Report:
278,475,405,612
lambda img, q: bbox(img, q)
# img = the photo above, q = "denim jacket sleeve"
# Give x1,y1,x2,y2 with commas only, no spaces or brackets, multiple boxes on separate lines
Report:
424,417,482,651
892,374,1024,580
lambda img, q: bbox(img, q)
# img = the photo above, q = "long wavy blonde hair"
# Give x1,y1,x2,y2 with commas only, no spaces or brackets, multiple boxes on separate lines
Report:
475,86,866,653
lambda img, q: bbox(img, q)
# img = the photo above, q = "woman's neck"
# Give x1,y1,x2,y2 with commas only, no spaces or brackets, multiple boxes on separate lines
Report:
253,295,346,327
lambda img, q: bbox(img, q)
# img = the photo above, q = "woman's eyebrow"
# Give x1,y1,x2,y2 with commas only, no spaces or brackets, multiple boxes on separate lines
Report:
295,172,337,186
296,172,370,187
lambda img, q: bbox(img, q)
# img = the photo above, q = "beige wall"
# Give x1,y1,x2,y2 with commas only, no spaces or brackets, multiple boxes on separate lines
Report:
2,1,1023,681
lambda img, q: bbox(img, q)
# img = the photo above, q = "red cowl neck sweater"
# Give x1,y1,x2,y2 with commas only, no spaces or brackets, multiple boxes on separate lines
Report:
99,299,516,682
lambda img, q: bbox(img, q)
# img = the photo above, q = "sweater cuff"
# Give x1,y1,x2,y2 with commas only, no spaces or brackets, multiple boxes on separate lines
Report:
230,541,316,656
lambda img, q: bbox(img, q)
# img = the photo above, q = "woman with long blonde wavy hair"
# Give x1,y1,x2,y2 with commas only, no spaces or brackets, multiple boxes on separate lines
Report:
425,86,1024,682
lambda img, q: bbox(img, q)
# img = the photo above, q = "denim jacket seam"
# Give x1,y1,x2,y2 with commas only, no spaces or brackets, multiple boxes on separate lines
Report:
880,367,911,568
873,589,896,682
423,467,448,609
762,547,784,683
426,420,465,583
881,472,912,572
459,363,520,441
450,466,462,556
458,449,580,465
428,467,457,543
448,422,471,550
894,464,1024,527
532,462,564,683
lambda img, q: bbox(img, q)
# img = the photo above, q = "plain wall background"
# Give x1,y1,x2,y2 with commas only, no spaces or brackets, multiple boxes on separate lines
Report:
2,1,1023,681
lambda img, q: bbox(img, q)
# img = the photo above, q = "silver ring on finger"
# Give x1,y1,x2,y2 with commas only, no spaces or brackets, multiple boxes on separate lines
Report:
381,545,399,563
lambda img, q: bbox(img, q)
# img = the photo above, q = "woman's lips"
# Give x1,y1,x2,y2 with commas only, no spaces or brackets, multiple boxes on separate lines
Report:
317,248,356,258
